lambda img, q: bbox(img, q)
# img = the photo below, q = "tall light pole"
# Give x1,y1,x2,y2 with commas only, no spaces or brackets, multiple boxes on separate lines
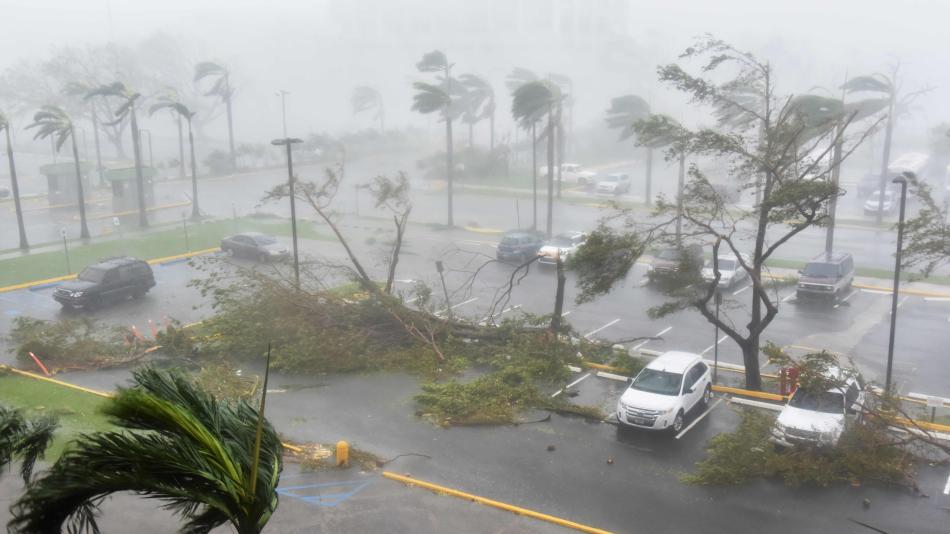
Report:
884,171,911,392
276,90,289,138
139,129,153,168
272,137,302,288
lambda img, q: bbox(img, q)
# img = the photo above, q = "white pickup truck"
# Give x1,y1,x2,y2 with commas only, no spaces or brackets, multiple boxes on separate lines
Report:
770,367,866,448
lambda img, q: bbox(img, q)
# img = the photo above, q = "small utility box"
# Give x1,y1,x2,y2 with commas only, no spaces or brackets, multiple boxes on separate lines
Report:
39,162,93,207
105,166,156,214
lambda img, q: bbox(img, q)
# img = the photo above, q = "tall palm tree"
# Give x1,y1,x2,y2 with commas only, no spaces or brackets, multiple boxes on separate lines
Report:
606,94,653,204
85,81,149,227
0,405,57,483
352,86,384,132
151,97,200,220
195,61,236,171
506,68,541,228
8,368,283,534
27,106,91,240
632,114,691,243
513,80,561,238
413,50,458,227
458,74,495,149
64,81,106,188
547,73,573,199
0,111,29,250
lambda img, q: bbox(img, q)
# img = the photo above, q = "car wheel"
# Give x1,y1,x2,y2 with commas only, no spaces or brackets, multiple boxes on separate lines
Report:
701,385,712,407
671,410,685,434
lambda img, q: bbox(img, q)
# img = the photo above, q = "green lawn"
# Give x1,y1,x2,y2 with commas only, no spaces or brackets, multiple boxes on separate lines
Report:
0,217,331,287
0,374,113,460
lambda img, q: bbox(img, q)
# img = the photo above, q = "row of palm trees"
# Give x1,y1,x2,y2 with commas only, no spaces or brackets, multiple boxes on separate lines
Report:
2,60,232,251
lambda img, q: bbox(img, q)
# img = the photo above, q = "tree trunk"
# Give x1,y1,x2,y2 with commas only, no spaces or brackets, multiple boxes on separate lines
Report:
876,94,896,223
91,105,105,187
70,132,91,240
446,116,454,227
675,153,685,245
826,124,843,254
129,107,149,227
556,104,563,199
550,253,566,332
188,120,200,220
468,121,473,149
176,114,185,178
225,75,236,172
645,148,653,206
740,338,762,391
489,110,495,151
532,124,537,230
5,128,28,250
545,107,554,239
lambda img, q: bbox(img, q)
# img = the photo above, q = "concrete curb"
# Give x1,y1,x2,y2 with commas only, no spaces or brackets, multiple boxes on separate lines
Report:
382,472,613,534
463,225,504,235
852,282,950,299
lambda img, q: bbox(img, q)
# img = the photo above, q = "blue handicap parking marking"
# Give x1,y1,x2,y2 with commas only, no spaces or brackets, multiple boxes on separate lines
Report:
277,479,372,508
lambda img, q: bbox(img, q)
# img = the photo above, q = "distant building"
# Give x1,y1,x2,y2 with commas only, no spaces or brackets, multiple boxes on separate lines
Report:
105,166,156,214
39,162,93,207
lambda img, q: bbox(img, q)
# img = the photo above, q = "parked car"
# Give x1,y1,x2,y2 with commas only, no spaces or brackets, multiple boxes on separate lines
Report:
796,252,854,302
595,173,632,195
770,367,866,448
863,189,896,215
53,257,155,310
538,163,597,185
701,253,751,288
496,230,544,263
616,351,712,433
0,184,9,198
647,244,704,282
538,232,588,266
221,232,290,262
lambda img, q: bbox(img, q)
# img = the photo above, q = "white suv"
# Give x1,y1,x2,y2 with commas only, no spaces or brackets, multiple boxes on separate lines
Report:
616,351,712,433
770,367,866,448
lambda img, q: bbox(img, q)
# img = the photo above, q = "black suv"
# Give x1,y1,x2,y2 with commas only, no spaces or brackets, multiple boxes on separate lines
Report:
54,257,156,310
796,252,855,303
496,230,544,263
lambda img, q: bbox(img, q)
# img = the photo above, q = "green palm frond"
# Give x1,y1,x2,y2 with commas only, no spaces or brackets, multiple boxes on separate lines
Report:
8,367,283,534
411,82,451,114
416,50,448,73
844,97,890,122
27,105,74,151
841,74,893,96
83,81,129,101
632,113,690,151
511,80,557,129
149,98,194,120
194,61,227,82
0,404,57,484
505,67,538,92
605,94,651,140
459,74,495,122
195,62,232,99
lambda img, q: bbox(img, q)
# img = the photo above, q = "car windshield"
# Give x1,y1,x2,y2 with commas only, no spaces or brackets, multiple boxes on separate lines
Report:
549,236,574,247
500,236,523,246
630,368,683,396
803,262,837,277
711,258,736,271
253,235,277,245
78,267,107,283
788,389,844,414
656,249,680,261
603,175,619,182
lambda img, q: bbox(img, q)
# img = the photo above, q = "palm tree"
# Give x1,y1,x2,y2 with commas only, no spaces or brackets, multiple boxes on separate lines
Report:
64,81,107,188
0,111,28,250
151,97,200,220
85,81,149,227
547,73,573,199
0,405,56,483
27,106,91,240
507,68,541,229
606,94,653,205
413,50,458,227
632,114,691,243
352,86,384,132
195,61,236,171
458,74,495,149
513,80,561,239
8,368,283,534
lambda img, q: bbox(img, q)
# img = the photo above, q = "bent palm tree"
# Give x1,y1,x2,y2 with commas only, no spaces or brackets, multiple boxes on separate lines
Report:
85,81,149,227
606,94,653,204
151,97,200,220
507,68,540,228
459,74,495,149
64,81,107,187
0,405,57,483
352,86,384,132
513,80,560,238
632,114,692,243
27,105,91,239
195,61,236,171
9,368,283,534
0,111,29,250
413,50,459,227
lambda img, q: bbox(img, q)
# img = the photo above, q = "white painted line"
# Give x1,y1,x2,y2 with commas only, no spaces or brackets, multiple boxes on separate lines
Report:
655,326,673,338
924,297,950,302
675,398,723,440
561,310,572,317
567,365,582,373
551,372,591,397
944,472,950,495
596,371,630,382
479,304,523,325
861,288,891,295
405,296,419,304
888,295,909,315
833,290,857,309
701,335,729,356
638,278,650,287
631,326,673,351
583,318,620,339
395,279,415,284
782,293,796,303
451,297,478,309
732,284,751,296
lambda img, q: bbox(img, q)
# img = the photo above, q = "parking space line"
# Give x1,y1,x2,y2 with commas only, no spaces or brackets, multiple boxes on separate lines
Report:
675,398,723,440
944,471,950,495
782,293,796,303
889,295,909,314
732,284,751,296
479,304,522,325
833,289,857,309
631,326,672,351
861,288,891,295
561,310,572,317
924,297,950,302
638,277,649,287
552,373,592,398
583,318,620,340
701,335,729,356
404,296,419,304
436,297,478,316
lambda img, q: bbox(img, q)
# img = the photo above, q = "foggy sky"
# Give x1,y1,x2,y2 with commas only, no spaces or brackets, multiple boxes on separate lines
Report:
2,0,947,149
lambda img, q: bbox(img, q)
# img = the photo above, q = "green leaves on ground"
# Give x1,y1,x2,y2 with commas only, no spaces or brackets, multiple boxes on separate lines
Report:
8,316,136,370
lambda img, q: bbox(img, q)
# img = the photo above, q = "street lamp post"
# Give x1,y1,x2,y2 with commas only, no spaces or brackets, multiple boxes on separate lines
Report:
276,90,289,138
884,171,912,392
272,137,303,288
139,129,153,168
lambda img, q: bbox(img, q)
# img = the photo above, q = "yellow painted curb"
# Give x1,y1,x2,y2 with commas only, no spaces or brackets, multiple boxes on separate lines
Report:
145,247,220,266
382,472,613,534
891,417,950,434
851,282,950,299
1,365,113,398
463,225,505,235
712,384,787,402
584,362,624,373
